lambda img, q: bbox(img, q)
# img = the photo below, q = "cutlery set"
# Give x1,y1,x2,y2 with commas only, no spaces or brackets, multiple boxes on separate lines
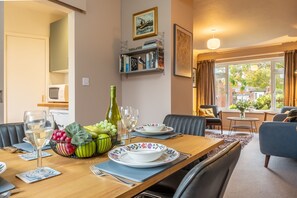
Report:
89,165,135,187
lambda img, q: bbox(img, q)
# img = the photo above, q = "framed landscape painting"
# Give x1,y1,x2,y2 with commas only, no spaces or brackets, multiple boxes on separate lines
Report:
133,7,158,40
174,24,193,78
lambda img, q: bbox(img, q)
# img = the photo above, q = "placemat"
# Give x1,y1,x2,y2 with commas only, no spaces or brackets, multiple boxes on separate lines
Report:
12,143,51,153
19,151,52,161
131,131,182,140
0,177,15,194
95,153,188,182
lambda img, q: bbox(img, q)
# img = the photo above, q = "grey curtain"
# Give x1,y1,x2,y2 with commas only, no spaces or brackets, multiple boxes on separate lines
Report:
284,50,297,106
196,60,216,111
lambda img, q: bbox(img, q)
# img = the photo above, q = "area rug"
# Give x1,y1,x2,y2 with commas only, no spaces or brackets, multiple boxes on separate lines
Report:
205,130,253,157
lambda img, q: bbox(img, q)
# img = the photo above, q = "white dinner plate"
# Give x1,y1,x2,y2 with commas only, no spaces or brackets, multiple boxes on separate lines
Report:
134,126,174,135
0,162,7,175
108,147,180,168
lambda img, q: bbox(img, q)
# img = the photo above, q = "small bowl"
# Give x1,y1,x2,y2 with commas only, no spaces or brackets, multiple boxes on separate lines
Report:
125,142,167,163
143,123,165,132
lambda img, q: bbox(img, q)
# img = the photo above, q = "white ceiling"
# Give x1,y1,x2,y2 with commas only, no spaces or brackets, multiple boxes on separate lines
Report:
193,0,297,53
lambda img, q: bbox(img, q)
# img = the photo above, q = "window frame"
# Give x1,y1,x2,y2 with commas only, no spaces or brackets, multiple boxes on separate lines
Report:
215,57,284,111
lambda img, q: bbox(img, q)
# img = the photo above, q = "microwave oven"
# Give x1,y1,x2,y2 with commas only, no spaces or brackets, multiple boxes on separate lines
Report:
48,84,68,102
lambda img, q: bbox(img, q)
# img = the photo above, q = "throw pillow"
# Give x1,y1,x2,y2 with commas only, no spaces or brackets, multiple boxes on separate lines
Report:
199,108,215,118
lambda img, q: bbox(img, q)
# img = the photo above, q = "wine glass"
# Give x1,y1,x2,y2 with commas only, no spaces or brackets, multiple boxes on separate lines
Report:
120,106,139,143
24,111,54,170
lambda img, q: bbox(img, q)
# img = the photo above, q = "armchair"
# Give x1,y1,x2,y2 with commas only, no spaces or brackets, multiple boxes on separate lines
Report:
200,105,223,134
259,122,297,168
273,106,297,121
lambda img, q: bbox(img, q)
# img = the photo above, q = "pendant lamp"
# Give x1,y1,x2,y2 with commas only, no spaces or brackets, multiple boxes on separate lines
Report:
207,30,220,50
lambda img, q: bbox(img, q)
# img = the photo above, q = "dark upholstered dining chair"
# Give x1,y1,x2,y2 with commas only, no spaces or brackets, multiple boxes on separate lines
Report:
0,122,26,148
136,141,241,198
200,105,223,134
163,114,206,136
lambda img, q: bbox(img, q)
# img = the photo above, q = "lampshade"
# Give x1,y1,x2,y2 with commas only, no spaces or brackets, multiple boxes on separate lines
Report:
207,38,221,50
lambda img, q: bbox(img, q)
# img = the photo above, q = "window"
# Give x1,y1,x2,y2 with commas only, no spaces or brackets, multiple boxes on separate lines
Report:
215,57,284,111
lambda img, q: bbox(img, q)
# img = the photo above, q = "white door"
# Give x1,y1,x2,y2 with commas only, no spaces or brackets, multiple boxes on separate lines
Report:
6,34,47,123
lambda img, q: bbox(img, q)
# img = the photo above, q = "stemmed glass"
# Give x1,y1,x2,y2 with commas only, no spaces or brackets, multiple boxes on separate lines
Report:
120,106,139,144
24,110,54,170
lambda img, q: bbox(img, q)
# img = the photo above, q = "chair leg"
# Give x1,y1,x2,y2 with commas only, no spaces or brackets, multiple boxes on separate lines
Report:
264,155,270,168
220,124,223,135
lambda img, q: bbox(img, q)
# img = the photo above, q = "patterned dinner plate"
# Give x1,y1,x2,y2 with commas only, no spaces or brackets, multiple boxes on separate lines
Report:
108,146,180,168
0,162,7,175
134,126,174,135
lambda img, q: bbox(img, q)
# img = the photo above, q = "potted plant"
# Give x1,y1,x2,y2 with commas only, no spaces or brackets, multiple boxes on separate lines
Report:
235,100,251,118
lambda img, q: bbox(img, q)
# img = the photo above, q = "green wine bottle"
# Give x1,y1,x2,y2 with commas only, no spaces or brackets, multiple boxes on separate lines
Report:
106,85,121,127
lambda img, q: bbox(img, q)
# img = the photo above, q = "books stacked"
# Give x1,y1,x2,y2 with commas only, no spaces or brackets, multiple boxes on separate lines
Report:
142,39,163,49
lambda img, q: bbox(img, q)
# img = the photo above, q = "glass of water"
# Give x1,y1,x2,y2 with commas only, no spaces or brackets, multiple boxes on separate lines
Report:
24,110,54,169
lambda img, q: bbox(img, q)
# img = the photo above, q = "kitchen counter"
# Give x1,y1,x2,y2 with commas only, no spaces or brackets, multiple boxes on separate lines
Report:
37,102,68,108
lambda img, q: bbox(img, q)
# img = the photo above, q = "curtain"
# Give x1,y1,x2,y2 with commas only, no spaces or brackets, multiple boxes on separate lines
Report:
196,60,216,112
284,50,297,106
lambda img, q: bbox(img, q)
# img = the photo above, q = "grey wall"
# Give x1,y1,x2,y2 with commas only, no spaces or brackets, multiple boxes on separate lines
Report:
74,0,121,125
121,0,172,125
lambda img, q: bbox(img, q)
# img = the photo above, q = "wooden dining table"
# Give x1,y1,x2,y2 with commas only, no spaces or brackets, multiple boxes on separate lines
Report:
0,135,223,198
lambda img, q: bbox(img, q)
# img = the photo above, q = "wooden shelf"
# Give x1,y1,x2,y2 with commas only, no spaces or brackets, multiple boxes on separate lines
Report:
37,102,68,108
120,67,164,74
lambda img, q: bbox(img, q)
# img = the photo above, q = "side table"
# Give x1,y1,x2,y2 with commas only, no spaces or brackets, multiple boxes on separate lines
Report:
227,117,259,135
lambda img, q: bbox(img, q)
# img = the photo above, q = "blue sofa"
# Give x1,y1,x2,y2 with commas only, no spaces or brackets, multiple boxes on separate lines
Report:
259,122,297,168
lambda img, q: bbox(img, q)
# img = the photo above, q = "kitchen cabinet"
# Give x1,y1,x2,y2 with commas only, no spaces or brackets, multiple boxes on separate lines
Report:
50,16,68,72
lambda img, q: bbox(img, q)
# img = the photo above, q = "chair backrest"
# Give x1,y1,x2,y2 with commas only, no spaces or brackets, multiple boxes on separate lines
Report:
173,141,241,198
281,106,297,113
163,114,205,136
0,122,25,148
200,105,219,118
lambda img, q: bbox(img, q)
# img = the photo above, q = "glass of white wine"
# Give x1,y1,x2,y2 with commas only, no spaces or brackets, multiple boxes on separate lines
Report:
24,111,54,170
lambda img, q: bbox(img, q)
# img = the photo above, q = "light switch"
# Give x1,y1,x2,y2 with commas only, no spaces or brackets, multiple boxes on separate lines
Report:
82,77,89,86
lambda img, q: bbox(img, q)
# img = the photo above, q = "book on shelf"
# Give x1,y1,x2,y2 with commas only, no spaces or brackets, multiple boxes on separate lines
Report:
130,57,138,71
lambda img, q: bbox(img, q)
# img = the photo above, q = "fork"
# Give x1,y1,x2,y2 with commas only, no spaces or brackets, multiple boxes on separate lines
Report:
89,165,135,187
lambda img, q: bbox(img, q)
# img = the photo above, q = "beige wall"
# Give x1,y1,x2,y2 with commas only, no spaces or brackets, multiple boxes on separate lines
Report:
121,0,172,125
0,2,4,123
171,0,193,115
74,0,121,125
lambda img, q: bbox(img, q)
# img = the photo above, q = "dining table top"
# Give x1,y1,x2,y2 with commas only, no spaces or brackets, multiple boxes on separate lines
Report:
0,134,223,198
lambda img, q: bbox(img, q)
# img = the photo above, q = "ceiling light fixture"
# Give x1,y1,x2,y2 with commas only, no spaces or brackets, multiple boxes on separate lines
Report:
207,29,220,50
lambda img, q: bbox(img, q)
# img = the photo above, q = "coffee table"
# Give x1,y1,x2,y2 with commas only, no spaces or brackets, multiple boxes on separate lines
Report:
227,117,259,134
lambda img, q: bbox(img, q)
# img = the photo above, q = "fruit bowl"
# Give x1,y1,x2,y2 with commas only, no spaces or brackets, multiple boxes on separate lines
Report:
50,134,117,159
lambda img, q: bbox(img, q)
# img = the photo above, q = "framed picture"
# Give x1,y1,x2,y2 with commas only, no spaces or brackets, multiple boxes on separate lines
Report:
192,68,197,88
133,7,158,40
174,24,193,78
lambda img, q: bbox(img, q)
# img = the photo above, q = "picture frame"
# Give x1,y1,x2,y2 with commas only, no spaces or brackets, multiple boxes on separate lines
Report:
174,24,193,78
192,68,197,88
133,7,158,40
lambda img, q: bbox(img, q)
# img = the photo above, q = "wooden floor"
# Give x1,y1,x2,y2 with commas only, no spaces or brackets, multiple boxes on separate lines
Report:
224,132,297,198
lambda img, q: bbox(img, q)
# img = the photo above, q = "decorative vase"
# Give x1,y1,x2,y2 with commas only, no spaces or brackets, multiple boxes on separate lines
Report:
240,111,245,118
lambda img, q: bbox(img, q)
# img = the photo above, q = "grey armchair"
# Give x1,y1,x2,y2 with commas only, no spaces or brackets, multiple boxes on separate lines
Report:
200,105,223,134
136,141,241,198
259,122,297,168
272,106,297,121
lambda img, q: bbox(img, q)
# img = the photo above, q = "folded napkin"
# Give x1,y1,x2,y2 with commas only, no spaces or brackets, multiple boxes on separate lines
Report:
95,153,188,182
131,131,182,140
12,143,51,153
0,177,15,194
